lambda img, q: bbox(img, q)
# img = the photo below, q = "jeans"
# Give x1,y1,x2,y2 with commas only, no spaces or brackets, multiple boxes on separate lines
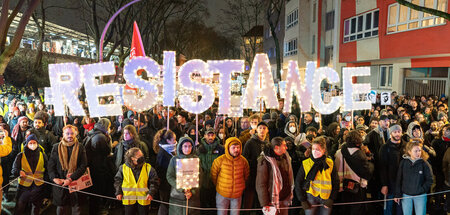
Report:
304,193,331,215
216,192,241,215
401,194,427,215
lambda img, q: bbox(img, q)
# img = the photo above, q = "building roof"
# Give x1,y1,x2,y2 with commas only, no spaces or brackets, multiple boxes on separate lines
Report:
243,25,263,37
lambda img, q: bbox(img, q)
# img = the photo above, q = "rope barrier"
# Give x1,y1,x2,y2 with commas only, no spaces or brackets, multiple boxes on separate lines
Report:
1,177,18,191
17,176,450,211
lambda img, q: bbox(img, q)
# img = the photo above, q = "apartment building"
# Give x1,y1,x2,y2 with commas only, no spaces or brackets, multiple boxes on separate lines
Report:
283,0,450,96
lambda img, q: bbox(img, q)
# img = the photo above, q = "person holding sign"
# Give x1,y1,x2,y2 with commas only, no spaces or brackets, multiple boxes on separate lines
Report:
48,125,87,215
166,137,201,215
114,147,159,215
12,134,48,215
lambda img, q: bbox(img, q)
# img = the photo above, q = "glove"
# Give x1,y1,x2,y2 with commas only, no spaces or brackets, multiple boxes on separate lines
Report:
301,201,311,209
324,199,334,208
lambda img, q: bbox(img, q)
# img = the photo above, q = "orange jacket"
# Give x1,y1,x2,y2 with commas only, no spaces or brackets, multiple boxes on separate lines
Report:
0,136,12,186
211,137,250,199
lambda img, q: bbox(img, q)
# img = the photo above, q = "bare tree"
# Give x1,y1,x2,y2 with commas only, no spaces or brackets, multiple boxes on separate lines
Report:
221,0,264,68
0,0,42,75
265,0,284,80
396,0,450,20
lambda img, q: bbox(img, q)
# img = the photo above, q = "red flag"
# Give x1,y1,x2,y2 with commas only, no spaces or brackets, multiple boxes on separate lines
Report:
130,21,146,60
125,21,146,92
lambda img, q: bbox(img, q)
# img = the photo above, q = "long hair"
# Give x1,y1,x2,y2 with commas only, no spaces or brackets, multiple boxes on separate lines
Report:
121,125,140,142
153,128,175,153
405,140,429,161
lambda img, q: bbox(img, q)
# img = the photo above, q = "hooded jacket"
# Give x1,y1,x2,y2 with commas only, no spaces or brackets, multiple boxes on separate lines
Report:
395,155,433,197
166,137,201,215
196,137,224,190
210,137,249,199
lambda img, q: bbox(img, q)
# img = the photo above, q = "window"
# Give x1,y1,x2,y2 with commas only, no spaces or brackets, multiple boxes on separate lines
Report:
326,11,335,30
387,0,447,33
312,35,316,54
380,65,393,88
343,10,379,43
313,3,316,23
286,9,299,29
284,38,298,56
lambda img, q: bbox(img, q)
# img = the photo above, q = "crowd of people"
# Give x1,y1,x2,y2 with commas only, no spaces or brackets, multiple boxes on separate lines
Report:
0,90,448,215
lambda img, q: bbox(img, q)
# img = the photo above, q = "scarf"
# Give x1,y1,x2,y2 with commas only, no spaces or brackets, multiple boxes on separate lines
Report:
264,154,283,209
123,139,136,152
58,139,80,174
12,116,28,141
444,137,450,142
305,155,329,187
83,122,95,131
159,143,176,155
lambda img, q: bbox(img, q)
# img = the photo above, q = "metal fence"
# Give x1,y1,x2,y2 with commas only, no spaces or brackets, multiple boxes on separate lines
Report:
404,78,448,97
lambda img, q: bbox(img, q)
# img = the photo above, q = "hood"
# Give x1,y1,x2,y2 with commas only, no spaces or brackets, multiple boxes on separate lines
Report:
402,154,422,164
224,137,242,160
177,136,195,158
93,122,108,135
127,110,134,119
407,121,423,139
284,120,298,139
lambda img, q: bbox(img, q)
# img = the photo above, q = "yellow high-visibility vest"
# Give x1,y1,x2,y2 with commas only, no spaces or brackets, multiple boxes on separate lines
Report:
19,152,45,187
122,163,151,206
302,157,334,200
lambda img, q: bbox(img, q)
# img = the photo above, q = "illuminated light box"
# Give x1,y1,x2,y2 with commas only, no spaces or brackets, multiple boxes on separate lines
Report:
46,53,372,117
175,158,200,190
122,57,160,112
81,62,122,117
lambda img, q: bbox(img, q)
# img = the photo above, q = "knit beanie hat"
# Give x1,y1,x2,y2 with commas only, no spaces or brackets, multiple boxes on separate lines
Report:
26,134,38,144
389,124,402,134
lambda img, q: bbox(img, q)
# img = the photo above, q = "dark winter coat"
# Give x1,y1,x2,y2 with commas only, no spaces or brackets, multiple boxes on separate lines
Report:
84,124,115,197
196,137,224,190
30,127,57,157
47,142,87,206
12,147,49,200
379,139,404,191
155,147,174,194
395,155,433,197
256,150,294,206
114,139,149,170
242,134,270,189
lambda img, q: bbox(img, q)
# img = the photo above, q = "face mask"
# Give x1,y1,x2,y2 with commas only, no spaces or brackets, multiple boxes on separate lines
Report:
345,116,352,122
289,127,296,133
315,117,320,123
218,134,224,140
28,144,38,151
251,124,257,130
312,149,324,159
136,156,145,165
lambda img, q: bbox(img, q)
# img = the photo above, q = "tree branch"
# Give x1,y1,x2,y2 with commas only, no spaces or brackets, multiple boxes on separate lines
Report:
396,0,450,20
